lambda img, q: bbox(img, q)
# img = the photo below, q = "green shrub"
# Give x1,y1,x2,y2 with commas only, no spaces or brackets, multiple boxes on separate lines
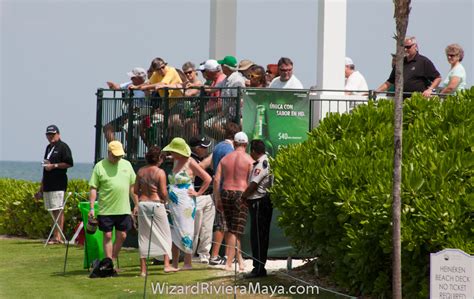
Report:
0,179,90,238
271,89,474,298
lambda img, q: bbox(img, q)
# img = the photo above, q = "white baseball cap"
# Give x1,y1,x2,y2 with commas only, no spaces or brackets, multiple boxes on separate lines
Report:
234,131,248,144
127,67,147,79
345,57,354,66
197,59,220,72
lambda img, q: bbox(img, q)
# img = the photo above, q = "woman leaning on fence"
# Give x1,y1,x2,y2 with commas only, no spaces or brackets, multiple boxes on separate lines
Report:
133,146,176,276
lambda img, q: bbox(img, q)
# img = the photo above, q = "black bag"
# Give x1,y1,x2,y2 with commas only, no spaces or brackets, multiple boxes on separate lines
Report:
89,257,116,278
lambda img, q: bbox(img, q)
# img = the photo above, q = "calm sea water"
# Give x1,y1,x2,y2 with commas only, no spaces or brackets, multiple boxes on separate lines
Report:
0,161,94,182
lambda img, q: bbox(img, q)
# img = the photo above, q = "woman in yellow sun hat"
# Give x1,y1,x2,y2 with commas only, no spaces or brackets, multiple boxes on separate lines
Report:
162,137,212,270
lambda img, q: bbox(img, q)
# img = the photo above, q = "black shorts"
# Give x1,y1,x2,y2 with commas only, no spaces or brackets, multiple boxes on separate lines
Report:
97,214,132,232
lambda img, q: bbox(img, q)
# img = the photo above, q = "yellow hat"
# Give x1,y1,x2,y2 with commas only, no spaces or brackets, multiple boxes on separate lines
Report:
163,137,191,157
108,141,125,156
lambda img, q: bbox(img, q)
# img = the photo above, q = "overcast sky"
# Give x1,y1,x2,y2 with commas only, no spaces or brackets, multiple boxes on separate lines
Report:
1,0,472,163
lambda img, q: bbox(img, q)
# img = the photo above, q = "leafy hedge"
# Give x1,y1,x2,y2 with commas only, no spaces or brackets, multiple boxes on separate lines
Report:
0,179,90,238
271,89,474,298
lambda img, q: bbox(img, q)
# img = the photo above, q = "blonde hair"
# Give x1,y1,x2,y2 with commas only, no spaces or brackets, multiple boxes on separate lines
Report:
445,43,464,61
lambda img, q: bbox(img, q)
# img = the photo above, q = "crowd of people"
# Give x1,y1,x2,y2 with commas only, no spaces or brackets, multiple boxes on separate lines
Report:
85,122,273,278
36,36,467,277
107,37,466,101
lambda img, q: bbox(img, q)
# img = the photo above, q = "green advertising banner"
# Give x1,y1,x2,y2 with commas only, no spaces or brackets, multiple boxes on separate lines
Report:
241,89,310,258
243,89,310,157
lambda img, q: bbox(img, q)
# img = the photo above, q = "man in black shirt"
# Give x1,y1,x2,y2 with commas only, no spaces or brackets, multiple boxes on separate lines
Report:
189,135,215,264
377,36,441,97
35,125,74,244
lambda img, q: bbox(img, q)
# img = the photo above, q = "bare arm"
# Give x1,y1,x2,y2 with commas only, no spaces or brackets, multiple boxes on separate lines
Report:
106,81,121,90
213,163,223,212
423,76,442,97
133,173,141,198
88,187,97,218
376,81,391,92
440,76,460,94
199,154,212,170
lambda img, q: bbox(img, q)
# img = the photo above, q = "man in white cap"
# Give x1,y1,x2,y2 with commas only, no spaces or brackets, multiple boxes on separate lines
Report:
88,141,138,272
106,67,147,98
344,57,369,95
213,131,254,272
103,67,147,145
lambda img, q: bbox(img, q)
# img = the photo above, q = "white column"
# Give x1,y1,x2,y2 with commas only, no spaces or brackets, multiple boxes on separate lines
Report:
209,0,237,59
312,0,347,127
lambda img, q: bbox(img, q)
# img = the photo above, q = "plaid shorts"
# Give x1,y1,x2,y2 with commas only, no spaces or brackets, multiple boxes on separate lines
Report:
213,208,228,232
221,190,248,236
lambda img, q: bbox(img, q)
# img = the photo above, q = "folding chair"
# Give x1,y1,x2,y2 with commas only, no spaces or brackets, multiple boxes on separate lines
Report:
44,191,72,247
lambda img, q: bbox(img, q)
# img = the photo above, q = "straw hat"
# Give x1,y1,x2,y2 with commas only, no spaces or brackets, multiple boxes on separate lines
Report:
163,137,191,157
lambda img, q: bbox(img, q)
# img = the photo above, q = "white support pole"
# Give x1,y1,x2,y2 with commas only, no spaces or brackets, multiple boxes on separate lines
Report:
313,0,347,127
209,0,237,59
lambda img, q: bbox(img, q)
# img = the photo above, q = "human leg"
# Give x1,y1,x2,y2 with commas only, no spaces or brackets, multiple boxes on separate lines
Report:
112,230,127,261
171,243,180,269
197,195,215,261
256,197,273,274
52,209,65,242
103,231,114,259
224,232,237,271
163,254,178,272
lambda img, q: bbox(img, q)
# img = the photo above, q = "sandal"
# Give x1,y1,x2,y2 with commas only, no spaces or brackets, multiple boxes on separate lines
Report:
47,239,59,245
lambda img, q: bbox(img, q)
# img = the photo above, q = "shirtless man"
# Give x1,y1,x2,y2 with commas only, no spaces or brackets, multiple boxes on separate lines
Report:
213,132,253,271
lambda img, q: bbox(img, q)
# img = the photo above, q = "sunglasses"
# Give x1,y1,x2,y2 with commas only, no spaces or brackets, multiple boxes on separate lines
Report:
279,68,293,73
447,54,458,58
184,70,194,75
404,44,415,49
247,74,262,79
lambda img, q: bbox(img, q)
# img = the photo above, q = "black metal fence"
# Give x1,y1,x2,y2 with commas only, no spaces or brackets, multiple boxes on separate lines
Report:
95,87,241,163
95,88,449,163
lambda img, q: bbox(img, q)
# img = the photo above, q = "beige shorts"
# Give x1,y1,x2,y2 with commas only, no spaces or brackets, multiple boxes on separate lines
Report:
43,191,65,210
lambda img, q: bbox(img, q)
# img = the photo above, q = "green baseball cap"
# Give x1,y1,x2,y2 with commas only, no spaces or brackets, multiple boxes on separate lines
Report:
217,55,238,68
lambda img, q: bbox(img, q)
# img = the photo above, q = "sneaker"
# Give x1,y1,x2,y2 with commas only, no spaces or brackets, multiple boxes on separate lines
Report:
209,256,227,266
199,256,209,264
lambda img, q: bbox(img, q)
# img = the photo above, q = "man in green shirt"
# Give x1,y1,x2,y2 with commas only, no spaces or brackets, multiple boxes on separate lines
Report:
88,141,138,268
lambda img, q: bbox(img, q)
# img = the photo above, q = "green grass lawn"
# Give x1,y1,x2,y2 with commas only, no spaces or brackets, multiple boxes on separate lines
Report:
0,238,348,298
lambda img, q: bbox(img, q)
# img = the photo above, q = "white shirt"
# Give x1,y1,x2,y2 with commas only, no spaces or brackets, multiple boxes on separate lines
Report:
269,75,304,89
344,71,369,95
247,154,272,200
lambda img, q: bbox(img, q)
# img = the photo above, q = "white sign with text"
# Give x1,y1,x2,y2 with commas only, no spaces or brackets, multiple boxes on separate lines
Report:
430,248,473,299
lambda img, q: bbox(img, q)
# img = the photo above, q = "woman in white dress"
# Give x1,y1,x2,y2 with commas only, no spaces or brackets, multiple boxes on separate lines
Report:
163,137,211,270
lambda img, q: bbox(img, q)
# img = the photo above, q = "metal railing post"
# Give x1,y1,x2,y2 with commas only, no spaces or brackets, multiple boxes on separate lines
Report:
235,87,241,124
198,86,206,135
126,90,134,160
94,89,104,164
162,88,170,146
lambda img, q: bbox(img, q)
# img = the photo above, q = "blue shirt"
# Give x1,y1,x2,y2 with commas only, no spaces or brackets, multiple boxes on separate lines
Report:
212,140,234,171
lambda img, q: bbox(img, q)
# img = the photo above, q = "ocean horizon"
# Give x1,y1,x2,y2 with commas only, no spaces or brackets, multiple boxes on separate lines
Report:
0,161,94,182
